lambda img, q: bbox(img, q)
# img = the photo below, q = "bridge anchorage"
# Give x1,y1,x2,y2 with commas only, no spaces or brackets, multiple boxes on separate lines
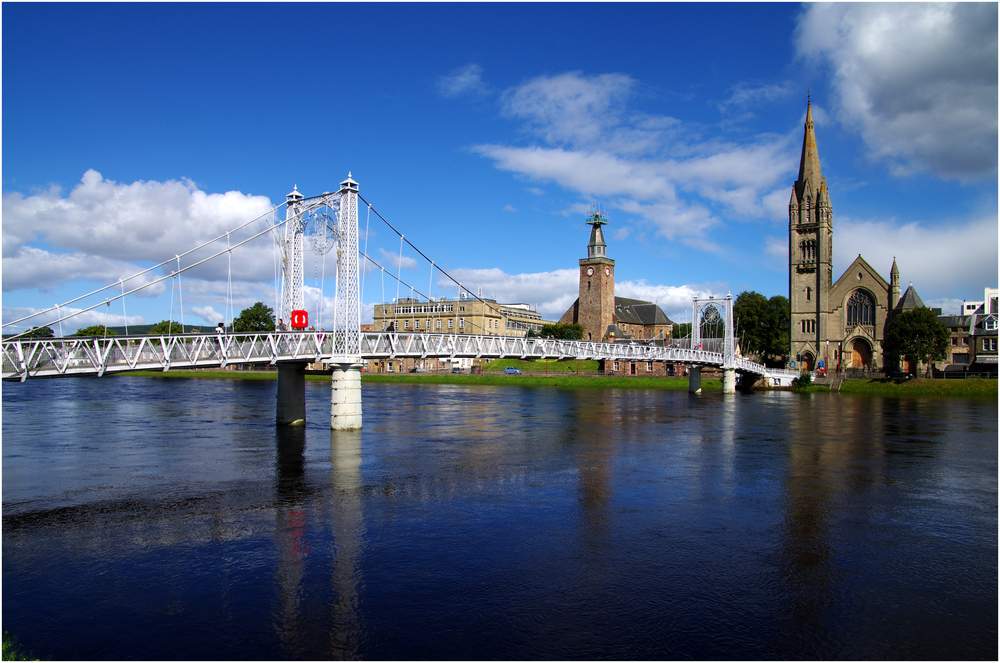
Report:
2,173,798,429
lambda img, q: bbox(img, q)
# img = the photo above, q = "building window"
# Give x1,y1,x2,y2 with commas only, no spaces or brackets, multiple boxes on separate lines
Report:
404,320,410,329
806,286,812,301
388,362,393,372
448,319,453,329
984,338,997,352
847,290,875,326
952,337,958,346
613,361,620,372
800,239,817,263
801,319,816,333
646,361,653,372
460,318,464,329
437,319,442,330
986,318,998,331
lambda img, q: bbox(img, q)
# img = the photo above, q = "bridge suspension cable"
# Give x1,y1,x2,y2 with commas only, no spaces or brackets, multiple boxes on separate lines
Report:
357,193,532,334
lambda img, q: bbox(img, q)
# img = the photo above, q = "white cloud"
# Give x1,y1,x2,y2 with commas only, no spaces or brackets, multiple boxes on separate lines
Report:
796,3,998,179
443,267,578,319
2,170,280,290
763,235,787,259
2,304,145,335
376,247,419,272
501,72,637,148
192,305,224,326
1,245,168,294
719,80,796,113
835,213,998,300
437,64,491,98
616,280,726,322
473,71,798,255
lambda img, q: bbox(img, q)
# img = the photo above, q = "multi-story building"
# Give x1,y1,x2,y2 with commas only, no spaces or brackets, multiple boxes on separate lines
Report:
373,295,550,337
970,311,998,374
937,314,975,370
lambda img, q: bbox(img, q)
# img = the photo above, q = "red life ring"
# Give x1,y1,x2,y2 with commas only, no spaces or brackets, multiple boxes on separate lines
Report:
290,310,309,329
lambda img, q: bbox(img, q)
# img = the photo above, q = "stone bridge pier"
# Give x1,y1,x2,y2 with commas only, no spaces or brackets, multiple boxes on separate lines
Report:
330,360,364,430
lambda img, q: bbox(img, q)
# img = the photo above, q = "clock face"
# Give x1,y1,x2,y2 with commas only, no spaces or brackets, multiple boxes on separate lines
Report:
605,267,611,276
586,267,594,276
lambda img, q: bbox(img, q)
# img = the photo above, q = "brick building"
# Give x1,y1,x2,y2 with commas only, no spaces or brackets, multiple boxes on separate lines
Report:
559,209,674,343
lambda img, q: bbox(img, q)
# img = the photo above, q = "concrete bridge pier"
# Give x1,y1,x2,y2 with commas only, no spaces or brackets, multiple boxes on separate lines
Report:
688,365,702,393
331,360,364,431
722,368,737,394
276,361,309,426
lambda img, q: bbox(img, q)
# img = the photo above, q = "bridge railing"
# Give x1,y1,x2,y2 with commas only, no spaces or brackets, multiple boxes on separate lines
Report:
3,331,768,381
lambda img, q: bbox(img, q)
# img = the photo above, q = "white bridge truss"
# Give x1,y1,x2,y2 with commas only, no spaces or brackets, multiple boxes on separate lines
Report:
2,331,791,382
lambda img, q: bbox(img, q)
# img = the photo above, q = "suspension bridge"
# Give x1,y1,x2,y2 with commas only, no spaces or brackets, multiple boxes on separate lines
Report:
2,175,795,428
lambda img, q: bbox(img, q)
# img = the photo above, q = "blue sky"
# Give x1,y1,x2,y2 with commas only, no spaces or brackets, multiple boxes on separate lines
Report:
3,2,997,334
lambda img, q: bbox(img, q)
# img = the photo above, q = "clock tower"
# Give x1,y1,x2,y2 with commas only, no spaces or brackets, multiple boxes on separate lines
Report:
575,209,615,341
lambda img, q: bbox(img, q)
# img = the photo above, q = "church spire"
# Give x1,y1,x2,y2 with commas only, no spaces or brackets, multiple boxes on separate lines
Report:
796,100,823,198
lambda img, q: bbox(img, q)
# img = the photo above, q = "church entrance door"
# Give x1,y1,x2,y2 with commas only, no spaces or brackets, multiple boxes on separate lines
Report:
800,352,814,372
850,339,872,368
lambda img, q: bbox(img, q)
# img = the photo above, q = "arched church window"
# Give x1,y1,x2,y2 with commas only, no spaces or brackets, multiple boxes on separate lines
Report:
847,290,875,326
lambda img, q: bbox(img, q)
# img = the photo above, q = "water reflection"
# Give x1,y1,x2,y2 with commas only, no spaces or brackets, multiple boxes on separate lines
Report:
273,427,309,655
1,380,995,660
328,430,364,659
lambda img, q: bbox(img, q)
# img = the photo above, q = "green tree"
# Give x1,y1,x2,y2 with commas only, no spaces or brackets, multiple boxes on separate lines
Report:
733,291,790,366
22,326,54,338
73,325,117,337
673,322,692,339
148,320,185,335
232,302,275,333
883,307,949,376
538,323,584,340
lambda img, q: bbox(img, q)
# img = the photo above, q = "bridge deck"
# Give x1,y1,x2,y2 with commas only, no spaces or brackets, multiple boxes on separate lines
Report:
2,331,785,381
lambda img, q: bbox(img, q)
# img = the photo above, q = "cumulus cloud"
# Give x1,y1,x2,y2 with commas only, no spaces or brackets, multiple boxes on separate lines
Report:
796,2,998,179
835,213,998,299
616,280,727,322
473,70,797,255
2,170,280,286
2,246,168,294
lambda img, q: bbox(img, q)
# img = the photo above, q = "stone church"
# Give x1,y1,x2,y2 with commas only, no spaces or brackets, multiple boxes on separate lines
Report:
559,210,674,343
789,101,924,372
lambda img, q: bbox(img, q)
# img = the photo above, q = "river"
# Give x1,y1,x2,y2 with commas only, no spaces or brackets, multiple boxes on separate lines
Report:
2,376,996,659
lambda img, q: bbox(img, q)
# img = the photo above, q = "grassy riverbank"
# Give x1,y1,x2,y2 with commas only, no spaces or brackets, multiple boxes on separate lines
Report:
122,369,996,396
836,377,997,397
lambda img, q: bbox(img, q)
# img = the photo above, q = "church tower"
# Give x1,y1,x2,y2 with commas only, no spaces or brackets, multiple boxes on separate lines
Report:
788,101,833,371
576,209,615,341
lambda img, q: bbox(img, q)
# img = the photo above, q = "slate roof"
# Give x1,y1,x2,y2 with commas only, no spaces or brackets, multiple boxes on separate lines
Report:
614,297,674,326
894,284,926,311
938,315,973,329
